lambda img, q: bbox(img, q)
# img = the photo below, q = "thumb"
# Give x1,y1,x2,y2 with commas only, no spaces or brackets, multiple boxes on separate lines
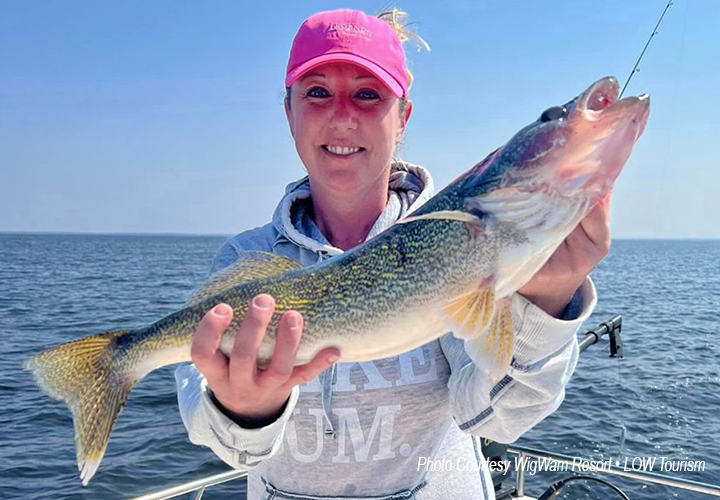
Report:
287,348,341,388
599,191,613,211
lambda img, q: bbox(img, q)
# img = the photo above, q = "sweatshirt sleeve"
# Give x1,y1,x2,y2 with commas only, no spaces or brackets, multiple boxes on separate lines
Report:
439,277,597,443
175,363,299,469
175,231,296,469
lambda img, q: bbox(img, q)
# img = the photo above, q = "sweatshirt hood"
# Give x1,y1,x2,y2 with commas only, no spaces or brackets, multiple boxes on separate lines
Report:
271,162,434,257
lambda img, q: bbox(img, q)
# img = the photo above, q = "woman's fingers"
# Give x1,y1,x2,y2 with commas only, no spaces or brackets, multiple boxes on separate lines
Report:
191,304,232,387
262,311,303,387
229,294,275,385
194,294,337,420
197,294,339,397
287,348,340,388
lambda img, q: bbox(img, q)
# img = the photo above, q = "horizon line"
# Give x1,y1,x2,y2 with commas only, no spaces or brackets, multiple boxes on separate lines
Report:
1,231,718,241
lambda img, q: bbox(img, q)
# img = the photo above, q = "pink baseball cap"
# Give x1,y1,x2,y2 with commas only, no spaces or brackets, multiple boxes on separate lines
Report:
285,9,409,98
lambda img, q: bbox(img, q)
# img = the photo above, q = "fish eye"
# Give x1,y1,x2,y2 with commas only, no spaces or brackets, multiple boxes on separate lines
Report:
539,106,568,122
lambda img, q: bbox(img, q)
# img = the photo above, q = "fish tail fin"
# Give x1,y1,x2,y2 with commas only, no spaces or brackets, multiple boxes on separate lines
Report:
24,329,138,486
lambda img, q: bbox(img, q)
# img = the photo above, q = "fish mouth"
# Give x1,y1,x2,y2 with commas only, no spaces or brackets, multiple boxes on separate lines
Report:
572,76,650,137
578,76,620,114
557,76,650,196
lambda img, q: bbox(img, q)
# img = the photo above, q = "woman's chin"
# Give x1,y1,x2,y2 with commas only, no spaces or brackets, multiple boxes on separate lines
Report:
321,171,366,193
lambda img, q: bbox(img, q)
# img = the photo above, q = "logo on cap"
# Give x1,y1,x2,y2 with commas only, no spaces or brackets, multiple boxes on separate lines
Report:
326,23,372,40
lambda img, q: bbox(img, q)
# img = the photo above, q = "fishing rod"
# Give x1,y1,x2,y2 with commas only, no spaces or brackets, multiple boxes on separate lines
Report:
619,0,674,98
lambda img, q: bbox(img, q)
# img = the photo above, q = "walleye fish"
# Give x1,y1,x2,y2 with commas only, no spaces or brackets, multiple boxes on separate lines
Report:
25,76,649,485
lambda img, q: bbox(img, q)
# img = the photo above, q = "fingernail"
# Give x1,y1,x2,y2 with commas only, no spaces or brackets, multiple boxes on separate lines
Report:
213,304,230,317
327,354,339,363
253,295,273,310
287,314,300,330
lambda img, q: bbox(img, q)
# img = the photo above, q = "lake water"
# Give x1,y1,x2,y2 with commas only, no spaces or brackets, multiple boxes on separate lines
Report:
1,234,718,499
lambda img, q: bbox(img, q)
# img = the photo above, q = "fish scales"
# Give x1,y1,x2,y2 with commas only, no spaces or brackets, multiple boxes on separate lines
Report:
183,214,496,365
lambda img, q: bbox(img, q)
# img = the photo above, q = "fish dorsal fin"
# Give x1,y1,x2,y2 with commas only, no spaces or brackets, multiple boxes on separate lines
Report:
397,210,481,225
185,251,303,307
442,283,514,381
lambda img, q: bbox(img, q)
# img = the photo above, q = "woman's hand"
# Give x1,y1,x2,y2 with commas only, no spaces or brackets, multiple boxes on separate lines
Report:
191,294,340,424
518,194,612,318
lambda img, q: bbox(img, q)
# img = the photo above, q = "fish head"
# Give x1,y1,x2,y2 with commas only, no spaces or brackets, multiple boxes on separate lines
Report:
464,76,649,235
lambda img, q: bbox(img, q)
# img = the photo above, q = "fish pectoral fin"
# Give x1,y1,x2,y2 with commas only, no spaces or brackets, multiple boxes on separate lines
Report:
24,329,138,486
442,282,496,340
463,298,515,381
185,251,303,307
443,286,514,381
397,210,483,226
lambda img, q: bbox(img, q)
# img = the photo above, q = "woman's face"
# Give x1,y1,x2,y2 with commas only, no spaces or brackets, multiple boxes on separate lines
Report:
285,62,412,196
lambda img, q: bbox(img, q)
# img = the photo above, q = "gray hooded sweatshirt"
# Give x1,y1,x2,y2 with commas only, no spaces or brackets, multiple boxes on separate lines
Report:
175,163,596,500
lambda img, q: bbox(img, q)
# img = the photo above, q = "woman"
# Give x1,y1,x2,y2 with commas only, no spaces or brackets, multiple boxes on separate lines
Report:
176,9,608,500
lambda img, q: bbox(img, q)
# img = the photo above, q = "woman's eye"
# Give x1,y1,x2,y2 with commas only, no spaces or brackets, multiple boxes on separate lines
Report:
356,89,380,100
306,87,330,98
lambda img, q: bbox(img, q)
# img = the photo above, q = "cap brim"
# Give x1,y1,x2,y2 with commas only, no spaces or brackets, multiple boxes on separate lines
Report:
285,53,404,98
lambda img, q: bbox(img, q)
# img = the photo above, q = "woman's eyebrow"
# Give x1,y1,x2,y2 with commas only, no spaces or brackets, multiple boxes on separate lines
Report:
301,72,326,80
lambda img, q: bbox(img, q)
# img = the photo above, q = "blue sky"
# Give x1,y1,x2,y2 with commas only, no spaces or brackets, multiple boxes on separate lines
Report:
1,0,717,238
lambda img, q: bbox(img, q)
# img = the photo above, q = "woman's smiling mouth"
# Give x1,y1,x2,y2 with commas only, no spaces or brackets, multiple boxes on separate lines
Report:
322,145,365,156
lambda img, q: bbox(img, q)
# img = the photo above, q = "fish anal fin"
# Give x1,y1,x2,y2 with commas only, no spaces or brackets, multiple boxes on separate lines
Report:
186,251,303,307
464,298,514,382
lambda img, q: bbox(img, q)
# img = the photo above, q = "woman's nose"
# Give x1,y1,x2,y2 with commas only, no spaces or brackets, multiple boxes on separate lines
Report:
329,97,358,131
